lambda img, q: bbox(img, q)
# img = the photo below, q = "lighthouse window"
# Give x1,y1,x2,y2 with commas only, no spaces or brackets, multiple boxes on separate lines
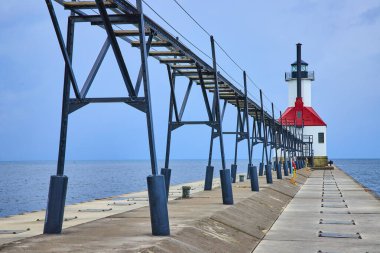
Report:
318,132,324,143
297,111,302,118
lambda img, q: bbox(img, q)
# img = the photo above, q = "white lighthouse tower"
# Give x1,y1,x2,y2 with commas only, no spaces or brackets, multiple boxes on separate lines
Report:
279,43,328,167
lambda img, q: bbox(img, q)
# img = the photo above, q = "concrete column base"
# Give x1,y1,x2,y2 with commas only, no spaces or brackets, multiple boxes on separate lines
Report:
220,169,234,205
231,164,237,183
160,168,171,199
147,175,170,236
204,165,214,191
249,165,259,191
43,175,68,234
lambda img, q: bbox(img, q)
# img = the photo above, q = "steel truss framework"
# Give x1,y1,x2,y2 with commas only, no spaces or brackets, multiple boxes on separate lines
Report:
44,0,307,236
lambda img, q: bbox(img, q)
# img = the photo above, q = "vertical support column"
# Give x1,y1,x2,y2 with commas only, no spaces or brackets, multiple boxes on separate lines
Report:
43,8,74,234
259,118,265,176
205,126,215,190
259,162,264,176
260,90,272,184
287,123,292,174
272,103,282,180
244,72,258,191
280,111,289,176
268,125,272,169
137,0,169,236
162,65,175,199
255,110,264,176
301,120,305,167
210,36,233,205
231,102,240,183
231,165,238,184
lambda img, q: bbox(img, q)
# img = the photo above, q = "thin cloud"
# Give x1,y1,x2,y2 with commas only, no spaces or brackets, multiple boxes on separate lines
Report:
360,5,380,24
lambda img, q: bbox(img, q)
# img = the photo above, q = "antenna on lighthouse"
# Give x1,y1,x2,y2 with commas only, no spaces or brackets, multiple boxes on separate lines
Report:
296,43,302,98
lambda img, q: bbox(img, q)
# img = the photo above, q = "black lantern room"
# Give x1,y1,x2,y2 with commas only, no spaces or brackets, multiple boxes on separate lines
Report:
291,60,308,78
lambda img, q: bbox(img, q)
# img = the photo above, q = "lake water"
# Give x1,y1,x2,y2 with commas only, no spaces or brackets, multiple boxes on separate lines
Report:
0,159,379,217
334,159,380,196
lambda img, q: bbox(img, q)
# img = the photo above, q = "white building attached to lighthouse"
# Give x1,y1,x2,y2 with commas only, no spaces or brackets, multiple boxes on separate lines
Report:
279,44,328,167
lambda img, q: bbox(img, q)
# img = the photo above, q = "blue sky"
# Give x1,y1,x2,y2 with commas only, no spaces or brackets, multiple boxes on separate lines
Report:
0,0,379,161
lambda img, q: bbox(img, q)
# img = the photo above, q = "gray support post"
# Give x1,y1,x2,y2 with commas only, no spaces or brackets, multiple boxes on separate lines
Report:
204,164,214,190
259,162,264,176
256,111,264,176
160,168,171,200
43,12,74,234
231,164,237,183
260,90,272,184
260,133,265,176
286,120,292,172
288,160,293,174
244,72,258,191
268,126,273,166
205,126,215,190
280,111,289,176
210,36,233,205
284,161,289,176
231,101,240,183
301,120,305,163
162,65,175,199
272,103,282,179
136,0,169,236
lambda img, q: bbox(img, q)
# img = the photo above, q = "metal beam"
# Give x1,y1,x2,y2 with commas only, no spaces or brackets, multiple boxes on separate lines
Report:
179,80,193,120
46,0,80,98
80,38,111,98
135,33,154,95
95,0,136,97
136,0,157,175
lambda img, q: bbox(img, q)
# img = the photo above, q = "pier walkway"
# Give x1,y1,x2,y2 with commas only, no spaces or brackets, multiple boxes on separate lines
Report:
2,167,378,252
253,167,380,253
0,176,221,246
0,171,309,252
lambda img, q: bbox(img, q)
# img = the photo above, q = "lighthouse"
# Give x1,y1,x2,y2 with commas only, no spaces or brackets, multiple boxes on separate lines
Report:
279,43,328,167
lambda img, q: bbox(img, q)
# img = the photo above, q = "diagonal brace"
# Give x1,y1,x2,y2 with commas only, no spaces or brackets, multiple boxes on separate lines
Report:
95,0,136,97
45,0,80,98
179,80,193,120
135,33,154,95
80,38,111,98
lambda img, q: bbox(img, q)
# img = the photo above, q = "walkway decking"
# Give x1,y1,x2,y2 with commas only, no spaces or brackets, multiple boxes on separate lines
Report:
253,167,380,253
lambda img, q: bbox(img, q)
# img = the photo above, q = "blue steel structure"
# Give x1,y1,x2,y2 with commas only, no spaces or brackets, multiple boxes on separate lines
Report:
43,0,307,236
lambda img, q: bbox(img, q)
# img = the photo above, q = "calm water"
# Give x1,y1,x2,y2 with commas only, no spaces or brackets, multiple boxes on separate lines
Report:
0,159,379,218
0,159,252,218
334,159,380,196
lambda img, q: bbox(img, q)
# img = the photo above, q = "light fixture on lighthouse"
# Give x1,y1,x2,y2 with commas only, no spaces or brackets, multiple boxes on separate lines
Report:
291,60,308,77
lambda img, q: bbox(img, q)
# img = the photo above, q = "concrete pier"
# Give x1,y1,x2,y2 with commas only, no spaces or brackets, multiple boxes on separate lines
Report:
0,170,309,252
0,178,221,246
253,167,380,253
0,166,378,252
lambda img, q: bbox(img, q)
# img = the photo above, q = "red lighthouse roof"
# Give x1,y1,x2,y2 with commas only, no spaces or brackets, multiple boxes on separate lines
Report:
279,97,326,126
